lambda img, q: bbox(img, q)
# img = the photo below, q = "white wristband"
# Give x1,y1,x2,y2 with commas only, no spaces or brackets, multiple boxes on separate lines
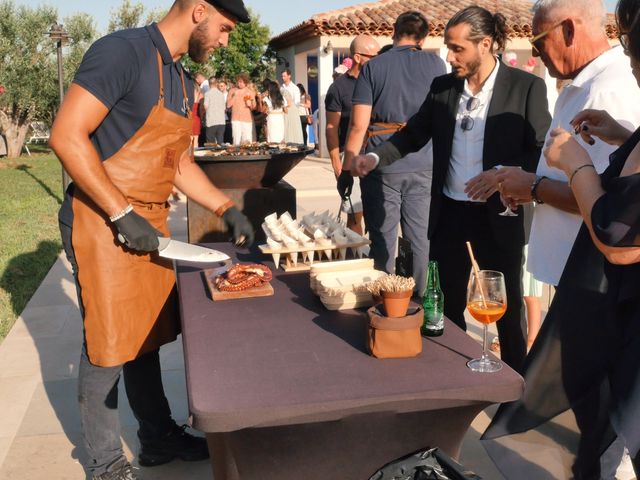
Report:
109,204,133,223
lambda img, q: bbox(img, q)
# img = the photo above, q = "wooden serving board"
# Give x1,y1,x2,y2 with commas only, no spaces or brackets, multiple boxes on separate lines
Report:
203,268,274,301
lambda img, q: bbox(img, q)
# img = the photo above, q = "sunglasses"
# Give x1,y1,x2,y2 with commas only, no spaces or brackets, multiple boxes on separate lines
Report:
461,97,480,131
529,19,565,54
355,52,376,58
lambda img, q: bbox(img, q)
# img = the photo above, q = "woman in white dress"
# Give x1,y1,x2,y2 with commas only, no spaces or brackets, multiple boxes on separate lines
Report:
263,81,286,143
281,87,304,144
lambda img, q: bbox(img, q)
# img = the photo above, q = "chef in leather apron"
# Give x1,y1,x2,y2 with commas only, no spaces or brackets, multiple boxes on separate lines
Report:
72,52,189,367
50,2,253,478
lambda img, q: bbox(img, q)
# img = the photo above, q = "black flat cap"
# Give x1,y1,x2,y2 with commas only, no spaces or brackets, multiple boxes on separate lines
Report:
206,0,250,23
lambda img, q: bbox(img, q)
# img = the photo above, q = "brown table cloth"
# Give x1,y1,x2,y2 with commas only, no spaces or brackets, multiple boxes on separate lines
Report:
176,244,523,480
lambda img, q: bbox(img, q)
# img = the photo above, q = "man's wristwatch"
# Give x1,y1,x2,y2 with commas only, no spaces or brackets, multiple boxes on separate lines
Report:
531,175,547,204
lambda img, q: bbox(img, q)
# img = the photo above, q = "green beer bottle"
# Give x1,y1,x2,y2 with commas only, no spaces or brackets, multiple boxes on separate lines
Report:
422,261,444,336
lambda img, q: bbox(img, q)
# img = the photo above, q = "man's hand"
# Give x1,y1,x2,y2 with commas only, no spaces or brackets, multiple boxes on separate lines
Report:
495,167,536,204
222,206,254,246
464,168,501,201
337,170,354,200
352,154,378,176
114,210,160,252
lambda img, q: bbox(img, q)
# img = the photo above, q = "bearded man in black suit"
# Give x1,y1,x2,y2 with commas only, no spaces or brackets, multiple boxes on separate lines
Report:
346,6,551,372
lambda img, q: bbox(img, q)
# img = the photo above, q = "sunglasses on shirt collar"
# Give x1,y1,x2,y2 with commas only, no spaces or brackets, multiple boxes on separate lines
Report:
461,96,480,131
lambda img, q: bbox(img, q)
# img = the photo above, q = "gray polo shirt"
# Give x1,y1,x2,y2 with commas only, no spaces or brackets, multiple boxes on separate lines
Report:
352,45,446,173
203,88,227,127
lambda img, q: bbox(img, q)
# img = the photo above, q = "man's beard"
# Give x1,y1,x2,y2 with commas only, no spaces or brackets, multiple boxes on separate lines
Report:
189,19,210,64
452,54,482,79
464,57,482,79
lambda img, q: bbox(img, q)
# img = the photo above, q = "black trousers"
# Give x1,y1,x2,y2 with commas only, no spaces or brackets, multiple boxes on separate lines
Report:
430,197,526,372
300,115,308,146
60,218,175,475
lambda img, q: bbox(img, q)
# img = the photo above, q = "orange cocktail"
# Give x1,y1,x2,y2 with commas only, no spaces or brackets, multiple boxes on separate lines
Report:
467,300,506,324
466,270,506,373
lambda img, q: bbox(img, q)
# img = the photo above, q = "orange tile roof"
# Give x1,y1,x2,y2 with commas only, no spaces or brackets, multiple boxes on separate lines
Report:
269,0,618,50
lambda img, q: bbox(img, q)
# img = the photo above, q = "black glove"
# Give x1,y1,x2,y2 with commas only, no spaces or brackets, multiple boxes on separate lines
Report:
113,210,160,252
222,206,254,246
337,169,354,200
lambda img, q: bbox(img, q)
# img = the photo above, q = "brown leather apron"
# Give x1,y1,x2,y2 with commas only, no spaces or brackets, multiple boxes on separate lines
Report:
71,52,192,367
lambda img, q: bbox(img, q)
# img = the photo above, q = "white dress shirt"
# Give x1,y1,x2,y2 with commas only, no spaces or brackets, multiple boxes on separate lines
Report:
528,46,640,285
443,60,500,201
282,82,301,108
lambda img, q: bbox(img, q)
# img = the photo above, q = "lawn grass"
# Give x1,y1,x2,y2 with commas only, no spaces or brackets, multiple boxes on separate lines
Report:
0,148,64,341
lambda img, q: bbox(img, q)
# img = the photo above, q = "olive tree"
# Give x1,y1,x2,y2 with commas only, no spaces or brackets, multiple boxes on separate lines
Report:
0,1,97,158
0,2,58,157
108,0,167,33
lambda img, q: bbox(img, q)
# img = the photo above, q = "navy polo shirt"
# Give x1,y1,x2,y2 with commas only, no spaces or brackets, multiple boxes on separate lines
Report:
325,72,357,151
59,23,194,227
73,23,195,161
352,45,446,173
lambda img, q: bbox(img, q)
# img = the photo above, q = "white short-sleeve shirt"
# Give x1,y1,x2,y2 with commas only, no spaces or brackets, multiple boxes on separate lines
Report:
528,47,640,285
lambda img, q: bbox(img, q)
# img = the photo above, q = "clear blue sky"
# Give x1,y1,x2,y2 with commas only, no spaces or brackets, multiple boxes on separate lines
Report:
14,0,370,36
15,0,619,37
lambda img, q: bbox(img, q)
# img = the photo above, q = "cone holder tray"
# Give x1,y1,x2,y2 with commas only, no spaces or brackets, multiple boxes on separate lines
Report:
258,238,371,272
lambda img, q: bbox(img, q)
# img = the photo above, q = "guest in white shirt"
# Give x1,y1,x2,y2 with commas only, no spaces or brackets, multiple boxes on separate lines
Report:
496,5,640,288
280,69,300,108
195,72,209,94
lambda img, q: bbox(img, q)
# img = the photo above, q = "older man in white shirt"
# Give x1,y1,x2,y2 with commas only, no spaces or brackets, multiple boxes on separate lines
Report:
496,4,640,287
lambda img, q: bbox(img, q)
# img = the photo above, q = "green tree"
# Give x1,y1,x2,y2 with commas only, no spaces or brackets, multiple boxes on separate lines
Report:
207,10,274,83
145,7,168,25
63,12,99,86
107,0,145,33
0,1,58,158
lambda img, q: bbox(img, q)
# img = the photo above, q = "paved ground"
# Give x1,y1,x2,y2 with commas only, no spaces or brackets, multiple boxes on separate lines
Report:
0,155,634,479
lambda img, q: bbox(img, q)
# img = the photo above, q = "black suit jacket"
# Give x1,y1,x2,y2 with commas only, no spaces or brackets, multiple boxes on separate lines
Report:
374,64,551,248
